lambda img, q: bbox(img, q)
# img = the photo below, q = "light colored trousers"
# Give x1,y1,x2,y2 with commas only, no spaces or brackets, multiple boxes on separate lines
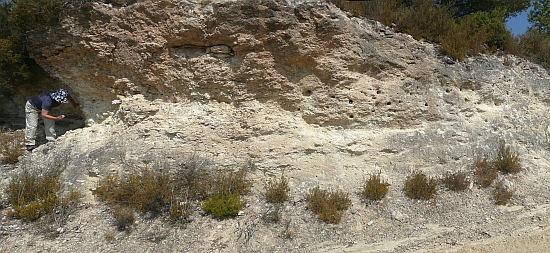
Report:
25,101,56,146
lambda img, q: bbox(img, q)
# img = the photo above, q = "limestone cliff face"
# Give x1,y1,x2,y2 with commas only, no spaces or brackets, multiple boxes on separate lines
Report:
26,0,450,127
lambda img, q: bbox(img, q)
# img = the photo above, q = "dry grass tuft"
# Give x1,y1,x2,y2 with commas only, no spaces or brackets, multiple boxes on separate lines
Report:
403,171,438,200
493,182,512,205
94,155,251,225
265,174,290,203
305,186,351,224
6,168,81,221
361,172,390,201
494,139,521,174
474,156,498,187
0,129,24,164
442,170,469,191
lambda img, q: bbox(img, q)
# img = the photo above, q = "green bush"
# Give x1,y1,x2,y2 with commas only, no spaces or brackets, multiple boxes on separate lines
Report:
494,139,521,174
474,156,497,187
403,170,437,200
441,170,469,191
361,172,390,201
265,174,290,203
201,192,242,218
305,186,351,224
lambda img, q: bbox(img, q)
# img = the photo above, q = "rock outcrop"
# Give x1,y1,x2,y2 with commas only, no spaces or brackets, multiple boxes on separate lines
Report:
4,0,550,252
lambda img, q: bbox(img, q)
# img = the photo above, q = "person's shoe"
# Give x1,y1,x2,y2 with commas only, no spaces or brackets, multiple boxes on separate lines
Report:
26,145,35,151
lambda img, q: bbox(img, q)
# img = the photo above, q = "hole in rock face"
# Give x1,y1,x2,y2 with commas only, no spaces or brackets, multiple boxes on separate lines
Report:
425,102,428,106
387,101,392,106
297,108,301,111
303,89,312,96
377,90,381,94
349,114,354,118
446,89,451,93
349,99,353,104
331,95,336,99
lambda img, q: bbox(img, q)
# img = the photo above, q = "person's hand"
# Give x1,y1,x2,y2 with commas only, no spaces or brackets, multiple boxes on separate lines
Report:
57,115,65,120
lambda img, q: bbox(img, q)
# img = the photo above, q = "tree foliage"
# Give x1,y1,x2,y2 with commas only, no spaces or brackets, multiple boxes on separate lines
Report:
0,0,66,90
529,0,550,34
438,0,530,18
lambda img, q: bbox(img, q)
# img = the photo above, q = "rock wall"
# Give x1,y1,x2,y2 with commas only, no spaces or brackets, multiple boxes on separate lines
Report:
8,0,550,252
26,0,451,128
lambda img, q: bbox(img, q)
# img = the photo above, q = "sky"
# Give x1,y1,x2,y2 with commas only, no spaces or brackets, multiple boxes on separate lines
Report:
506,9,532,36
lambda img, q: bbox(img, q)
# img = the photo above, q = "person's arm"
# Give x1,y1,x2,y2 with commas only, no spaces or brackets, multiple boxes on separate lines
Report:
67,95,80,108
41,109,65,121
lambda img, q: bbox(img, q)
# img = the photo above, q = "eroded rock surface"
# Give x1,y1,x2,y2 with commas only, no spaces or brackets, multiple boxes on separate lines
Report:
3,0,550,252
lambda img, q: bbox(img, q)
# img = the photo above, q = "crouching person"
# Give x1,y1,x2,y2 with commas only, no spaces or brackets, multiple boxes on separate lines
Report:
25,88,80,151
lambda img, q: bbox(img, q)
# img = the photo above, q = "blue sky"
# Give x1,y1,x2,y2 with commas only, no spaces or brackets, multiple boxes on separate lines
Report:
506,9,532,36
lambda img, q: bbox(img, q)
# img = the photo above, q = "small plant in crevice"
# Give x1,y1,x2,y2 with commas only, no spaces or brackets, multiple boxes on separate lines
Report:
493,182,512,205
441,170,469,191
265,174,290,203
361,171,390,201
474,156,498,187
494,139,521,174
305,186,351,224
403,170,437,200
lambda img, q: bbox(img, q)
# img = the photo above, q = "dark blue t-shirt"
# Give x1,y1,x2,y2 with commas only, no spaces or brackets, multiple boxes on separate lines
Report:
29,92,60,111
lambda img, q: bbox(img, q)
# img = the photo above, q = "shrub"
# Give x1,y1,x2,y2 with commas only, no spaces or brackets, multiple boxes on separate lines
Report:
0,129,24,164
201,192,242,218
442,170,469,191
474,156,497,187
265,174,290,203
493,182,512,205
403,170,437,200
94,158,252,225
328,0,401,25
112,206,135,231
6,168,81,221
519,29,550,68
94,168,172,216
397,1,456,43
361,172,390,201
305,186,351,224
211,167,251,196
494,139,521,173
